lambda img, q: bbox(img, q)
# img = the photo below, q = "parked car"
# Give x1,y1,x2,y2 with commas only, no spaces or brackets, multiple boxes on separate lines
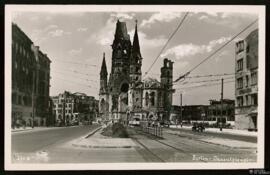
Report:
192,122,205,132
70,120,79,126
160,120,170,127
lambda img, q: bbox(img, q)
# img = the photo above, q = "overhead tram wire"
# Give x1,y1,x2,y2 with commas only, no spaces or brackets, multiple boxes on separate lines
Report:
53,75,92,88
175,76,235,85
185,72,235,79
174,18,258,83
143,12,189,78
176,80,235,90
53,59,97,68
52,68,98,77
52,75,99,90
53,70,98,83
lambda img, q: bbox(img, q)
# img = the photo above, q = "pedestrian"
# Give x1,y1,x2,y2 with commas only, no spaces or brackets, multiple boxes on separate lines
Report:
219,122,223,131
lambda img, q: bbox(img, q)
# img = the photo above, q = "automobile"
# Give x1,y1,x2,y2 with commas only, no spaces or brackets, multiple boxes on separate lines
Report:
129,118,140,126
70,120,79,126
160,120,170,127
192,122,205,132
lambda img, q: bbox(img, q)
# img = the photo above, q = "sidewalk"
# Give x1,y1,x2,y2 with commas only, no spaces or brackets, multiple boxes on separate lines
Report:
199,137,257,149
169,125,257,137
71,127,137,149
11,125,80,133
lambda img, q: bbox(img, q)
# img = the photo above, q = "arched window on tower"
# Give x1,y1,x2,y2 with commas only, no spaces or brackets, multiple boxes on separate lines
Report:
145,92,149,106
167,71,170,77
150,92,155,106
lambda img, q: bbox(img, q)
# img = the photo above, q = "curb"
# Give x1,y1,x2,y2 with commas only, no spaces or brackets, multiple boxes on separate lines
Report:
198,139,257,150
71,143,139,149
169,127,257,138
84,127,102,138
12,128,33,133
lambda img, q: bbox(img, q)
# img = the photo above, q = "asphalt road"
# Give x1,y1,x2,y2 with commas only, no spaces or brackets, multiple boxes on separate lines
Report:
12,125,99,153
128,127,257,162
11,124,257,164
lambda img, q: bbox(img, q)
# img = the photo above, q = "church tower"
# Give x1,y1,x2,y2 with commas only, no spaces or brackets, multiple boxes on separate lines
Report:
100,53,108,94
99,53,109,120
160,58,175,120
128,20,143,112
108,20,132,120
130,20,142,85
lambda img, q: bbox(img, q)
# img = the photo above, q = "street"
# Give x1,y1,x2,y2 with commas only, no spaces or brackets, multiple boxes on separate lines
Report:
11,125,257,163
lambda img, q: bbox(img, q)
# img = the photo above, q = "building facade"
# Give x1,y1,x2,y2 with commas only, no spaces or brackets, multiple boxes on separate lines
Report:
12,23,51,128
99,20,174,123
235,29,258,130
52,91,99,126
207,99,235,126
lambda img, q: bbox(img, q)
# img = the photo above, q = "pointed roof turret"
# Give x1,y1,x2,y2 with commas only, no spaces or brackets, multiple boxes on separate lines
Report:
114,20,130,41
132,19,141,58
100,52,107,76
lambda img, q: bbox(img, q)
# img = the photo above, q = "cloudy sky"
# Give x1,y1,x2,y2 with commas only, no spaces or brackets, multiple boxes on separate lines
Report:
12,9,258,105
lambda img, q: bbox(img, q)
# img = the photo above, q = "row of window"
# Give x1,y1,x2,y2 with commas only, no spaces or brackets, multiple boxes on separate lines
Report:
54,103,73,108
208,109,233,116
236,40,245,53
237,72,257,89
54,109,72,113
13,41,32,59
12,93,32,106
237,94,257,107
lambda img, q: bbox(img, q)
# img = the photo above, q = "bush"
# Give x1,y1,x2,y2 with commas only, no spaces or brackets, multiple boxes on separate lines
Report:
112,123,129,138
102,123,129,138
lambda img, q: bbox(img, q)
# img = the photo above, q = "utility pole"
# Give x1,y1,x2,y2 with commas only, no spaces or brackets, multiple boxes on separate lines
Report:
180,93,183,127
63,91,66,126
32,70,35,128
220,78,224,131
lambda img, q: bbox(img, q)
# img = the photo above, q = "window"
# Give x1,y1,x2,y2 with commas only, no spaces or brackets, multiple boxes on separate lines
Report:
12,93,17,104
14,61,18,69
145,92,149,106
150,92,155,106
246,75,249,87
251,94,258,106
245,95,249,106
237,59,243,71
237,41,245,53
246,44,250,53
136,67,139,73
237,96,243,107
237,78,243,89
23,96,27,106
136,98,139,102
18,95,22,105
251,72,257,85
